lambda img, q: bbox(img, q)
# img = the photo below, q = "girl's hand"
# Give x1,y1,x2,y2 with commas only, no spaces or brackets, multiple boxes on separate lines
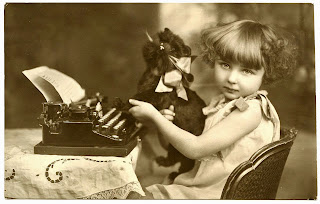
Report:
160,105,175,122
128,99,159,126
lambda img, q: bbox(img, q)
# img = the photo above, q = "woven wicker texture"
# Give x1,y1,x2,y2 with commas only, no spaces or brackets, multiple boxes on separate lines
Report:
221,128,297,200
231,149,290,199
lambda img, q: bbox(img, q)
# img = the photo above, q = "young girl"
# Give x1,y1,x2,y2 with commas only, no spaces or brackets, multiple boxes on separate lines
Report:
129,19,297,199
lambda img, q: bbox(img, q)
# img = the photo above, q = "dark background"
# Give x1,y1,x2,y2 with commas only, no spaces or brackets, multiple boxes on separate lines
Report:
4,3,316,199
4,3,315,131
5,3,159,128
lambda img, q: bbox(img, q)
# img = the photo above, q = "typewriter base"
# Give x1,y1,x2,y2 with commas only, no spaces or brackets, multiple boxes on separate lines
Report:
34,137,138,157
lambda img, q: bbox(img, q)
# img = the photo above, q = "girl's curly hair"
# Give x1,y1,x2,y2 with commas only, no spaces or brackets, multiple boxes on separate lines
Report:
200,20,298,84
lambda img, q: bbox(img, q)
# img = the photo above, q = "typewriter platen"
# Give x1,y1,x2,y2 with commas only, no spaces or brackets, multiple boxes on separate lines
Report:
34,94,141,156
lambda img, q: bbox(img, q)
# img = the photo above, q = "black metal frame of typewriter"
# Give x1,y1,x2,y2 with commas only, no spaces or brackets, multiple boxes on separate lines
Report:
34,100,141,157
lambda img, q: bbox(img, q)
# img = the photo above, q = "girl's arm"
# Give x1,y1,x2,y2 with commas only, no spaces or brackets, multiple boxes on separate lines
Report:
158,133,169,150
158,105,175,150
129,99,262,160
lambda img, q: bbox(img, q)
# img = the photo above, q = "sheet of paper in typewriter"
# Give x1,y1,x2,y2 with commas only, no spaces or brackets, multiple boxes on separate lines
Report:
23,66,86,105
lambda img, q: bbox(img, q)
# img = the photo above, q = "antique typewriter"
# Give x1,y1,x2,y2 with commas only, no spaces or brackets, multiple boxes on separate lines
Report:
34,94,142,157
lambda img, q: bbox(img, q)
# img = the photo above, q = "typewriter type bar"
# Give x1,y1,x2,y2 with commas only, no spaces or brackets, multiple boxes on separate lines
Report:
113,119,127,135
98,108,116,130
101,112,122,130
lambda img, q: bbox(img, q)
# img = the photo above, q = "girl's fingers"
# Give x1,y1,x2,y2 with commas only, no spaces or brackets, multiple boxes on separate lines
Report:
164,115,174,121
160,105,175,122
128,99,143,106
128,106,138,114
159,109,166,114
161,109,175,116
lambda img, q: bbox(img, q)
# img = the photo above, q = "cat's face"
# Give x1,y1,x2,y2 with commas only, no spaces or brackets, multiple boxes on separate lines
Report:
144,28,191,76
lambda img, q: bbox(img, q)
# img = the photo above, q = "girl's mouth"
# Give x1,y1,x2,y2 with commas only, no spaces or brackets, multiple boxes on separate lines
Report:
224,87,238,93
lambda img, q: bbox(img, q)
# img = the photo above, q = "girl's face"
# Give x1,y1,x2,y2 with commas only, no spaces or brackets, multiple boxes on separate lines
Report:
213,58,265,101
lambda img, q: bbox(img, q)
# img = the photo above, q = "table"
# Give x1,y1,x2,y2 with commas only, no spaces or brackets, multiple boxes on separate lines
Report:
4,128,145,199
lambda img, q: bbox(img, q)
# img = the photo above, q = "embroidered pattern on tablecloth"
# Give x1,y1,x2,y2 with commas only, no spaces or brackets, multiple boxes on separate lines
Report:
81,181,144,199
43,157,132,184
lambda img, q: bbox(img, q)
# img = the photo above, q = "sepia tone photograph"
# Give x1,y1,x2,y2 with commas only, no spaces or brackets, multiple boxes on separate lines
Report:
4,1,317,200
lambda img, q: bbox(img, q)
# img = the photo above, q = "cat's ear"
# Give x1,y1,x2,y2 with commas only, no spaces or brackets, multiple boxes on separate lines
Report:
164,28,173,34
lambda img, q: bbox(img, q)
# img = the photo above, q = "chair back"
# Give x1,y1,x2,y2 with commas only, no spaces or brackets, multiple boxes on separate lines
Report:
221,128,297,200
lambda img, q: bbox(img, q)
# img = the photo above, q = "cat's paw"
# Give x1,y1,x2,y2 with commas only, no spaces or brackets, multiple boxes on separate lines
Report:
155,156,176,167
168,172,179,181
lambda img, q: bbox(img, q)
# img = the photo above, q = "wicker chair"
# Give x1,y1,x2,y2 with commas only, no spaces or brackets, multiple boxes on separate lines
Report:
220,128,298,200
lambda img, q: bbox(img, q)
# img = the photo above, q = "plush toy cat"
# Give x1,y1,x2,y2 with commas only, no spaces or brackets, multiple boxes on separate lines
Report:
115,28,206,181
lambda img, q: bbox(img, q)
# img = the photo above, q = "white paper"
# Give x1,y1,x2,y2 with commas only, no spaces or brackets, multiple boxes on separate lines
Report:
22,66,86,104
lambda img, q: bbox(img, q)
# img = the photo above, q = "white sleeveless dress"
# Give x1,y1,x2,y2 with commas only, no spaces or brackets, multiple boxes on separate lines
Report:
146,90,280,199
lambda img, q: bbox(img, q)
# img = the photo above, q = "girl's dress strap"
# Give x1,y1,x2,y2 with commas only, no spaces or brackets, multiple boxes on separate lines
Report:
245,90,280,141
245,90,278,122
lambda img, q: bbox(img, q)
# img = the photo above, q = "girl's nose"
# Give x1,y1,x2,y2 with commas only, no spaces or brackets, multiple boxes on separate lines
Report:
227,70,238,84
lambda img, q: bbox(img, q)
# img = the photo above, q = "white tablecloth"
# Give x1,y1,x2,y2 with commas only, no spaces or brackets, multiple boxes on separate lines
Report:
4,128,145,199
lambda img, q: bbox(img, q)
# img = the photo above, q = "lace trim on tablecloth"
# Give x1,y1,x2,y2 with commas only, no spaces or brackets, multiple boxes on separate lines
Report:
81,181,145,199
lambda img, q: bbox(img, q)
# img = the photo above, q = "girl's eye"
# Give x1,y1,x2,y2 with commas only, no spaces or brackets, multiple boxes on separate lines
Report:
221,63,230,69
242,69,254,75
